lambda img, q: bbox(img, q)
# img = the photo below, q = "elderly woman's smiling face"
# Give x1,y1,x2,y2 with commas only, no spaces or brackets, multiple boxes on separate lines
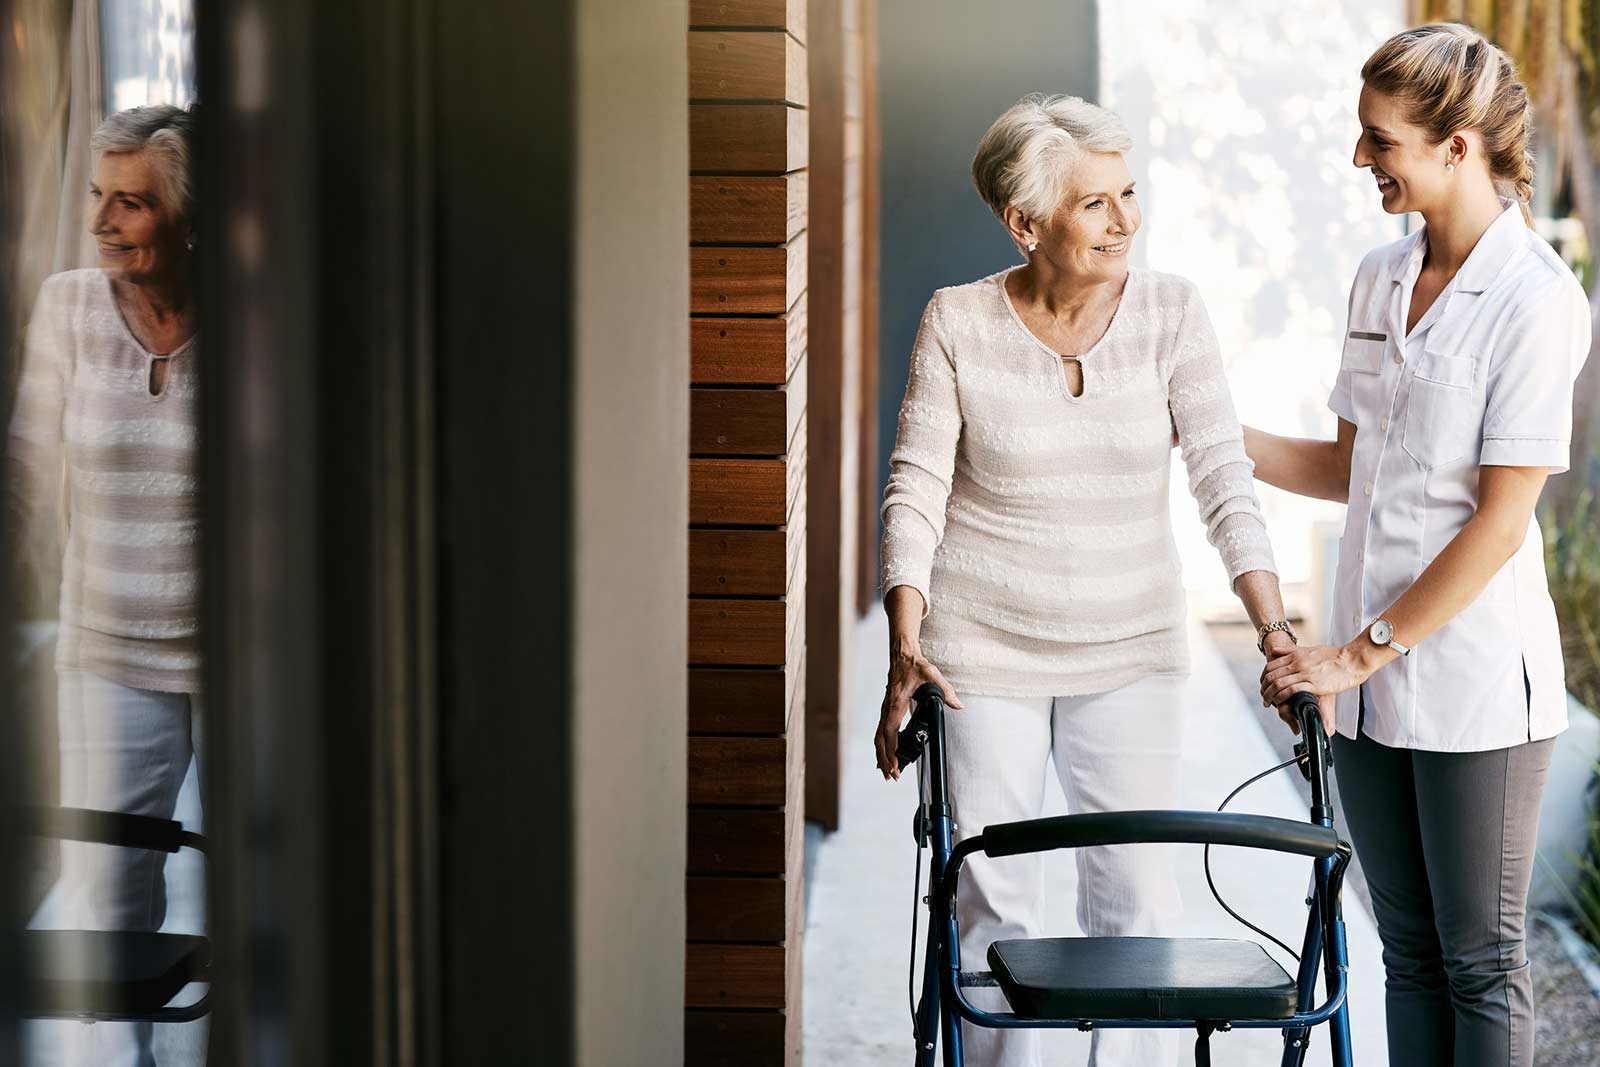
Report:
87,150,189,285
1018,151,1140,283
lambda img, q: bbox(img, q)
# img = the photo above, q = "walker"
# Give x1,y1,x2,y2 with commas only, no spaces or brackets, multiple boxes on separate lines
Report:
896,685,1354,1066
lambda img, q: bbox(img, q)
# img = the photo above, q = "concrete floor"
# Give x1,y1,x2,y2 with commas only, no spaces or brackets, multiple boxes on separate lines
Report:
803,608,1390,1065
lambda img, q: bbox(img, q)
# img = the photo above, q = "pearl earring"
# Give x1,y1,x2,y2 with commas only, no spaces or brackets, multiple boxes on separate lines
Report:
1446,162,1455,174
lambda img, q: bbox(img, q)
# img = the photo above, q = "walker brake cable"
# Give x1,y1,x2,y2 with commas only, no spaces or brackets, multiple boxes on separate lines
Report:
1203,748,1311,962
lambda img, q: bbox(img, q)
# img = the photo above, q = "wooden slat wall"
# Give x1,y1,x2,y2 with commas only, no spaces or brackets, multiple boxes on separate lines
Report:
803,0,868,832
687,3,809,1062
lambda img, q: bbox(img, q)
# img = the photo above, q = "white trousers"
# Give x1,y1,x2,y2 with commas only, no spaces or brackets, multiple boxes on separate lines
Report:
946,674,1186,1067
56,668,204,1067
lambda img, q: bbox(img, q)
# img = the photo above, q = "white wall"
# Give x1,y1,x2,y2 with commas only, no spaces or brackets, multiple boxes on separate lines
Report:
572,2,689,1063
1100,0,1406,616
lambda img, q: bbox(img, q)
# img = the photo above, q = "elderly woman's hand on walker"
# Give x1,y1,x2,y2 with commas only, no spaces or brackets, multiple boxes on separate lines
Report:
876,585,963,781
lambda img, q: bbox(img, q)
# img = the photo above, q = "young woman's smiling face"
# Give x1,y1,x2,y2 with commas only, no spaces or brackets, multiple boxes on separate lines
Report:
1353,83,1453,216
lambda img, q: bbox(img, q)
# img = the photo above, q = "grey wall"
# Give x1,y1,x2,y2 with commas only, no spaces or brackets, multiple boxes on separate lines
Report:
571,1,689,1063
875,1,1099,507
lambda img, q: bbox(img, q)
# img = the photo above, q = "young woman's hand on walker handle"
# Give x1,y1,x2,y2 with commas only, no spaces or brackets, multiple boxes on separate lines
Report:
877,584,963,781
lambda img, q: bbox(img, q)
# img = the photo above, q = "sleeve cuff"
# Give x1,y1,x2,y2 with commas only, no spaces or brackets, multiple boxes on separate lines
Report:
1327,385,1355,424
879,574,932,618
1480,435,1570,472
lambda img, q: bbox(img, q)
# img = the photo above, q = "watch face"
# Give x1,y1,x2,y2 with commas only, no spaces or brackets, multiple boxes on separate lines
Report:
1370,619,1392,644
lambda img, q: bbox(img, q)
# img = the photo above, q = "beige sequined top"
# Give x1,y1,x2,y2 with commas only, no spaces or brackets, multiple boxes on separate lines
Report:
8,269,200,693
880,268,1275,698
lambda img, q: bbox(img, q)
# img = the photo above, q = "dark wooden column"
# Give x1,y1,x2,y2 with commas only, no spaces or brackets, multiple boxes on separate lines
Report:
687,2,809,1062
804,0,872,832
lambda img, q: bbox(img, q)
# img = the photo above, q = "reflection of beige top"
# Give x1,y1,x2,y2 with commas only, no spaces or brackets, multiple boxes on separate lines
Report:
8,269,199,692
880,269,1275,698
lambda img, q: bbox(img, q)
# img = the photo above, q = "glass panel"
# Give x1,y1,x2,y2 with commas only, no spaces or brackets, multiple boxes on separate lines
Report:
7,1,205,1061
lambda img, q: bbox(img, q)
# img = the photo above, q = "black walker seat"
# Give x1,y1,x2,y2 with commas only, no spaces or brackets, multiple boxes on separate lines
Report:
987,935,1298,1022
20,805,212,1023
898,685,1355,1067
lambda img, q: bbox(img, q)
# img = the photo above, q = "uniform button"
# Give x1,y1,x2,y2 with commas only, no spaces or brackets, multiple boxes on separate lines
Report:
1380,417,1390,431
1393,354,1403,365
1363,481,1373,495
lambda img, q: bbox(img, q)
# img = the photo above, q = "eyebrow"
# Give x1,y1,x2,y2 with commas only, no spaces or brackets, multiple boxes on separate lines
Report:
90,183,151,203
1078,182,1136,202
1363,125,1394,138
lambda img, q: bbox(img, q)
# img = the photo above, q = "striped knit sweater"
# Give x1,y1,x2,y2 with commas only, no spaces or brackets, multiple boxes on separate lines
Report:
880,268,1276,698
8,269,200,692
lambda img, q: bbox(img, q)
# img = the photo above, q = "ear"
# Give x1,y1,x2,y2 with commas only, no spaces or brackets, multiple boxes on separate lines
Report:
1446,130,1471,168
1001,204,1036,251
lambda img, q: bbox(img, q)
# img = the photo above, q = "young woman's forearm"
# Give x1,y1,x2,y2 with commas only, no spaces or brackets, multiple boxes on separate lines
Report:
1242,425,1352,502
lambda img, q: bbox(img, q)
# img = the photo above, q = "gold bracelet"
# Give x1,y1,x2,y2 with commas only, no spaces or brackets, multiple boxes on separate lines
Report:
1257,620,1298,654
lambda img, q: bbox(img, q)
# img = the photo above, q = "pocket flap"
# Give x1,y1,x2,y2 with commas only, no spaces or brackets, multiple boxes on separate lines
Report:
1340,331,1387,374
1414,351,1476,388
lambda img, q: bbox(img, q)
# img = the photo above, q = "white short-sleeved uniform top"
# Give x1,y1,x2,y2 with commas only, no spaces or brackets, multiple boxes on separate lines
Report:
1327,200,1591,752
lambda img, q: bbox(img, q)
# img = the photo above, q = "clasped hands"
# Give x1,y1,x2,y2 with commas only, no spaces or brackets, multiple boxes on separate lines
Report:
1257,630,1377,738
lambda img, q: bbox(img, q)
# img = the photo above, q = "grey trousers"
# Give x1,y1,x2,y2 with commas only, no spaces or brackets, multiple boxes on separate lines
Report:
1332,712,1552,1067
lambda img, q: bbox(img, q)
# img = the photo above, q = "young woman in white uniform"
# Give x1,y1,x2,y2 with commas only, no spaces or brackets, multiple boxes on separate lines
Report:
1244,25,1591,1067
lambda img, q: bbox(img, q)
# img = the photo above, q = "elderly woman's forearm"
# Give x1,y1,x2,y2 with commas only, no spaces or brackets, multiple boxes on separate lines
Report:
884,584,927,653
1232,568,1288,632
1242,426,1349,502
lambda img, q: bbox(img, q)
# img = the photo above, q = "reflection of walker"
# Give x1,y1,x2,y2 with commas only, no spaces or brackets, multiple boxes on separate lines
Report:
19,808,211,1024
898,684,1354,1067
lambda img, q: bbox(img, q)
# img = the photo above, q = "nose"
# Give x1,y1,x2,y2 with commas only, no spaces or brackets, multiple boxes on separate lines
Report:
1352,138,1371,170
89,198,112,235
1108,200,1129,235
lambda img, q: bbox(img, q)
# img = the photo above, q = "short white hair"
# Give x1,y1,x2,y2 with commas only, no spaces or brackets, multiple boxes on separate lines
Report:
90,104,197,223
971,93,1132,221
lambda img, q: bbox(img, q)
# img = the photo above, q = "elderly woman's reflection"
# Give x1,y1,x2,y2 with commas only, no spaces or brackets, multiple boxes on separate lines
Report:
9,104,201,1067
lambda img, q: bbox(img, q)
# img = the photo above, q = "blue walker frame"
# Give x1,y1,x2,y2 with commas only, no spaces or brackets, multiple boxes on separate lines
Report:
901,685,1355,1067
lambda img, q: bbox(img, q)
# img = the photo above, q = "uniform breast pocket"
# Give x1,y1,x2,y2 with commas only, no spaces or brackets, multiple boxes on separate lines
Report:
1339,331,1387,418
1402,351,1482,469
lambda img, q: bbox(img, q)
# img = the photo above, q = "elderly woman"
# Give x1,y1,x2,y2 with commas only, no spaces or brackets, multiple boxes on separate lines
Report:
874,94,1292,1067
9,104,201,1066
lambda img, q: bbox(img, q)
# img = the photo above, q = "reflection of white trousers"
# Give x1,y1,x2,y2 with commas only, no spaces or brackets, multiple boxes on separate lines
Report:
946,675,1186,1067
56,668,204,1067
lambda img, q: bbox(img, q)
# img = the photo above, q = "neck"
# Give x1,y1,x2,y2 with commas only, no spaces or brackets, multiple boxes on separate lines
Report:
1012,260,1127,322
113,268,192,322
1418,183,1507,273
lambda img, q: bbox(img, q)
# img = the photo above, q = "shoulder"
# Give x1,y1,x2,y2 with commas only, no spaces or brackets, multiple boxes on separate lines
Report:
28,269,105,332
1353,231,1416,287
1134,270,1209,331
1502,231,1588,318
39,268,104,302
915,270,1012,347
926,270,1008,316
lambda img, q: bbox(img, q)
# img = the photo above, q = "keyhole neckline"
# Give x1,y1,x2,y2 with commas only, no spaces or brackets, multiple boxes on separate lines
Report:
998,266,1134,402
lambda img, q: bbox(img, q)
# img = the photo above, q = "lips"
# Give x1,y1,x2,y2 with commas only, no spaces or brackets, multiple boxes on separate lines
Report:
1374,173,1396,191
1093,242,1128,255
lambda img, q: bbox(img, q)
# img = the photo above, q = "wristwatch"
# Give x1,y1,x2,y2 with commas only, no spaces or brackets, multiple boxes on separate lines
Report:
1368,618,1411,656
1257,620,1298,654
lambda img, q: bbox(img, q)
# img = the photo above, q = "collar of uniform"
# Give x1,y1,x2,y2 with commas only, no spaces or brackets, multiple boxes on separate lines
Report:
1390,198,1525,294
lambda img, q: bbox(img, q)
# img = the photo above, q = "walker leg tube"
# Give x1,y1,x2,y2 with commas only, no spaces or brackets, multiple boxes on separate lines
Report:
1279,902,1322,1067
914,911,940,1065
1325,909,1353,1067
